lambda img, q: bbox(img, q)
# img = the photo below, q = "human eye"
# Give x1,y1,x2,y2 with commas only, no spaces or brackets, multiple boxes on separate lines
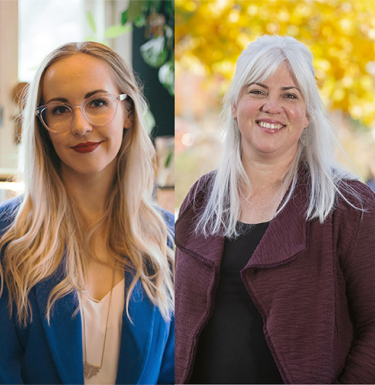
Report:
51,105,70,115
89,97,109,108
249,89,265,96
283,93,298,99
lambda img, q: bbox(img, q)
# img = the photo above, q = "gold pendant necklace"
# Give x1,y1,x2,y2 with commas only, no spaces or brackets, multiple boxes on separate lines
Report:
84,363,101,379
81,266,116,379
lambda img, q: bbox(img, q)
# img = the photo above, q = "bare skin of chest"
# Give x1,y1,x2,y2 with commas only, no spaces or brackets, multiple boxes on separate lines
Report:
239,185,285,224
84,233,124,302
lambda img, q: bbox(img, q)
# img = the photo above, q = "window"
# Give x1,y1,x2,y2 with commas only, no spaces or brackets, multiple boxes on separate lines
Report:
19,0,87,82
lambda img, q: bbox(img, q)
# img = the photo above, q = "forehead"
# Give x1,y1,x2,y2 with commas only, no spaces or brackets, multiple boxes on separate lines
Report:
42,53,118,100
240,62,301,97
256,62,297,86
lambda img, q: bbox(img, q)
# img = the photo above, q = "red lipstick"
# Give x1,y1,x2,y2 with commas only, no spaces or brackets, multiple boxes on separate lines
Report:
71,142,102,153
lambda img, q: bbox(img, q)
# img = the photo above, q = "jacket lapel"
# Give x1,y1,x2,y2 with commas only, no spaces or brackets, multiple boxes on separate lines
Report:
116,270,156,385
35,267,158,385
247,183,309,269
176,175,309,269
175,199,224,269
35,268,84,384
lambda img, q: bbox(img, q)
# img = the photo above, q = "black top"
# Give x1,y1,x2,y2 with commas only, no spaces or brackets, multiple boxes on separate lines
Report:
189,222,284,384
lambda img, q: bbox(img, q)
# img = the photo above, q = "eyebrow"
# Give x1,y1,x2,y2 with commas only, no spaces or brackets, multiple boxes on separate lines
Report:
45,89,109,104
250,83,302,93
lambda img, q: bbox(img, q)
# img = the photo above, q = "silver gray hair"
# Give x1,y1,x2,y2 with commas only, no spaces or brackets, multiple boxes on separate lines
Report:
195,35,360,237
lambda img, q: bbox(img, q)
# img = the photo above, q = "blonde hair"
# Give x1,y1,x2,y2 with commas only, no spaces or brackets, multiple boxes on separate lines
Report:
0,42,174,326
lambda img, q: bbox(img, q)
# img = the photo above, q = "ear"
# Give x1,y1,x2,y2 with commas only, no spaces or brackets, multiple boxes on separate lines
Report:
231,102,238,119
304,114,309,129
123,112,132,129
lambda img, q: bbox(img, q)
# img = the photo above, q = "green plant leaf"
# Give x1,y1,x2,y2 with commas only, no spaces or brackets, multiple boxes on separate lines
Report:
87,11,96,33
164,24,173,50
121,10,128,25
134,13,147,28
143,107,156,135
127,0,146,21
120,0,175,94
165,0,174,18
164,25,173,40
140,36,169,68
104,24,132,39
148,0,162,13
165,148,173,168
158,61,174,96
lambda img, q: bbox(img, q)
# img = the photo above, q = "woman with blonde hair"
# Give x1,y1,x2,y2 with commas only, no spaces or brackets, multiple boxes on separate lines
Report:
0,42,174,384
175,35,375,384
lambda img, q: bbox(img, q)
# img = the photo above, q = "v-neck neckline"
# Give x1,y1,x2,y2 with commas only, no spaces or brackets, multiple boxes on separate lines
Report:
86,278,125,304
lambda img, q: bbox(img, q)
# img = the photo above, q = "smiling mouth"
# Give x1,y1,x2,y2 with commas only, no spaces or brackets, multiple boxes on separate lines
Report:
257,121,285,130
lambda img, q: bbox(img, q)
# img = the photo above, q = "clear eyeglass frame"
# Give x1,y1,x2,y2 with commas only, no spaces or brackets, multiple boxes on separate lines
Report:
35,93,128,133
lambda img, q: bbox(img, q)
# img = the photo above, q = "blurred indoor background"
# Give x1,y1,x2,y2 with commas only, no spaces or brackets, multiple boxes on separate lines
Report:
0,0,174,212
175,0,375,211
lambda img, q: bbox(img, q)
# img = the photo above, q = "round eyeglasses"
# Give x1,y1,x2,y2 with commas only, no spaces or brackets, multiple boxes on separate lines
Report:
35,93,128,133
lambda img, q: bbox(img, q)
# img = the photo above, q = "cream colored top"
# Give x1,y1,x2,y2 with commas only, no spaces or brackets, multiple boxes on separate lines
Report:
80,279,125,385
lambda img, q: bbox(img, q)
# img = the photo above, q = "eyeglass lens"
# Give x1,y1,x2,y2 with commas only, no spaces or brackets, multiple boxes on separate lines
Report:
42,95,118,131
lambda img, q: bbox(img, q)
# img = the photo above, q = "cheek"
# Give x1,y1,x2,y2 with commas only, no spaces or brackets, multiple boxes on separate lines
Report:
237,100,259,121
288,105,308,128
113,132,124,154
106,123,125,153
48,133,65,153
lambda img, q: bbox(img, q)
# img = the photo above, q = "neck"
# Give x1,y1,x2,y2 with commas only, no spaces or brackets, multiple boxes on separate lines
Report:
241,148,298,193
61,164,116,223
238,148,299,224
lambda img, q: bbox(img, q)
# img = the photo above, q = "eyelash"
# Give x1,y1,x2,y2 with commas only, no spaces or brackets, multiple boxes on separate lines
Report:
249,90,298,99
90,98,109,108
249,90,264,95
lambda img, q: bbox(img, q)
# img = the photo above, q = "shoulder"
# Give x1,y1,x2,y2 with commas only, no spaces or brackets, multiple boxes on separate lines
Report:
178,171,216,218
158,208,174,232
335,178,375,213
0,195,23,237
155,207,175,248
332,179,375,252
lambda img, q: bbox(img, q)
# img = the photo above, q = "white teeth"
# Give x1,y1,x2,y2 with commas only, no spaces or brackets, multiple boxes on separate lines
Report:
258,121,283,129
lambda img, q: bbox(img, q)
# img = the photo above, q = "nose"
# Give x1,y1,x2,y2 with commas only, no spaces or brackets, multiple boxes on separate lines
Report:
71,106,92,135
261,95,283,114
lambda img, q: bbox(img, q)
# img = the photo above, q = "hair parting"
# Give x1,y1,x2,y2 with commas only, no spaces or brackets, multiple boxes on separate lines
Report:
195,35,363,238
0,42,174,326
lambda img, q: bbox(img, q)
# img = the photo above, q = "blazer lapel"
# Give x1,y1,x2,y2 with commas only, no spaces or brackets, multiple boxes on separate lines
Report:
116,270,156,385
35,265,161,384
247,183,309,269
177,173,310,270
175,198,224,269
35,268,84,384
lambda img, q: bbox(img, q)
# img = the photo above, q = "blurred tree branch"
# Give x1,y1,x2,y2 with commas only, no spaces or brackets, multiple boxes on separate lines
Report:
176,0,375,126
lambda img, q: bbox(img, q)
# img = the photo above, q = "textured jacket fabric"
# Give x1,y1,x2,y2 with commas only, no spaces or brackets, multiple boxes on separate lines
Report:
175,172,375,384
0,197,175,385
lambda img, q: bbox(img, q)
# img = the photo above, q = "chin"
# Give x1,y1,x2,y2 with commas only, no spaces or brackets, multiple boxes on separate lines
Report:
255,143,284,154
62,161,113,177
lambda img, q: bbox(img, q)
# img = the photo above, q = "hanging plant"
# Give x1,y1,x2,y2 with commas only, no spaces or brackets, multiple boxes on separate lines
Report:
85,11,132,46
121,0,174,96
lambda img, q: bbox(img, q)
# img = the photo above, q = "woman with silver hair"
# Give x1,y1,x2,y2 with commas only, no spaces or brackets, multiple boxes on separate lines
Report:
0,42,174,384
175,35,375,384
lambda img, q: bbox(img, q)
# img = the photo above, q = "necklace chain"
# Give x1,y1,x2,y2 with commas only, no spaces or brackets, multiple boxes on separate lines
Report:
81,265,116,379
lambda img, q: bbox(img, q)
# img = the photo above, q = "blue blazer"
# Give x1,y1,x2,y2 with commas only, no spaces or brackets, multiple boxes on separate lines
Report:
0,197,175,384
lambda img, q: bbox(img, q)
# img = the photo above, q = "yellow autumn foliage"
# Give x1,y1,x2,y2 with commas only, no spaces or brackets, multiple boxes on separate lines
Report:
176,0,375,126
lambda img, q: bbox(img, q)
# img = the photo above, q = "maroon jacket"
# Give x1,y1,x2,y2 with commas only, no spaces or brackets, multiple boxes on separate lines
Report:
175,173,375,384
